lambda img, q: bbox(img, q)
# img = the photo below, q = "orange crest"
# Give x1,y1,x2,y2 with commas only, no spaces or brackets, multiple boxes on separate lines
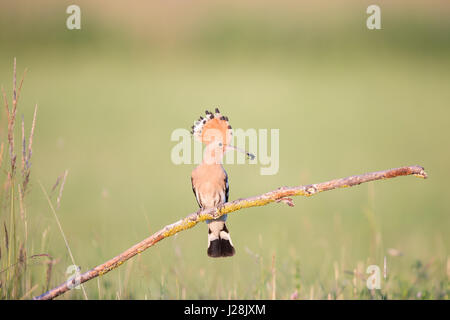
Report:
191,108,232,146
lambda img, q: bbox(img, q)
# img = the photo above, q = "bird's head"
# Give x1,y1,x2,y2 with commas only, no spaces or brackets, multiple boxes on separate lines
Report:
191,108,231,152
191,108,255,164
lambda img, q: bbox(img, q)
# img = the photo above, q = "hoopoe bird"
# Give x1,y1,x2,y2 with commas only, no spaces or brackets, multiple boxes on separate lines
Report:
190,108,254,258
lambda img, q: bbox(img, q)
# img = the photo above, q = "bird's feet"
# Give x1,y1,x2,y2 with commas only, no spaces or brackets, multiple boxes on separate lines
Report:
215,203,226,218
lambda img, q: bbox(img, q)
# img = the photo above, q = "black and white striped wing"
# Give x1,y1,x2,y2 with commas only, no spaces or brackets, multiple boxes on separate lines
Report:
224,171,229,203
191,177,202,208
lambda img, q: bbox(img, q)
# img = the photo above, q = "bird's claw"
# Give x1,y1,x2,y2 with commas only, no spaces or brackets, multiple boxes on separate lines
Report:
215,203,226,217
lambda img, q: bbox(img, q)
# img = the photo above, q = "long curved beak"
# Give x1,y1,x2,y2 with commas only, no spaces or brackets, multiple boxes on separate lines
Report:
226,144,256,160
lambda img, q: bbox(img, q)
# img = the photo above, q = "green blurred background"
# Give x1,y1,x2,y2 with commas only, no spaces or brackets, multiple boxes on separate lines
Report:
0,0,449,299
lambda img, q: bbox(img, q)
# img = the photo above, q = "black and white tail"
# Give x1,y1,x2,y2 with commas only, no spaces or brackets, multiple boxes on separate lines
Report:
207,221,235,258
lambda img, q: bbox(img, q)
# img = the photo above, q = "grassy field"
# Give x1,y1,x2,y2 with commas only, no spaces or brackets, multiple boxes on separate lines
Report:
0,1,449,299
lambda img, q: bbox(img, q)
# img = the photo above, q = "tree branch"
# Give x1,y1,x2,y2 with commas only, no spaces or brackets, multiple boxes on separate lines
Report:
33,165,427,300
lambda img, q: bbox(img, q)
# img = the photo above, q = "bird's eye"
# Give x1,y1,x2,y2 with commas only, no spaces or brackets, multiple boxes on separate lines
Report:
219,143,223,146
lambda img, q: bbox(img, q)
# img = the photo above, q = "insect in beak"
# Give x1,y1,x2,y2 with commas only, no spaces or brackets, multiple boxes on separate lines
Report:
226,145,256,160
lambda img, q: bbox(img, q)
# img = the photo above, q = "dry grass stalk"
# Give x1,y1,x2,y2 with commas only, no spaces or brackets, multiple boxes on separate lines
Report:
0,142,4,170
271,253,276,300
38,179,89,300
21,104,37,193
20,284,38,300
56,170,68,210
0,59,49,299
